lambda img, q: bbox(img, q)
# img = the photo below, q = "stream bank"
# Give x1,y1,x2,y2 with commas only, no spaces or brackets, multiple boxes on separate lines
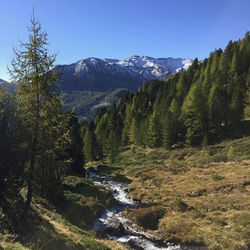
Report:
88,168,181,250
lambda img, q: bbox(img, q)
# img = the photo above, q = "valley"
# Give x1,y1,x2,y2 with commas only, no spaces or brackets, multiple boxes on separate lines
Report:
88,130,250,249
0,7,249,250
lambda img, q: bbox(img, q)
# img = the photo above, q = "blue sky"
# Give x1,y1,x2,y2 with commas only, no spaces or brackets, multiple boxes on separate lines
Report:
0,0,249,81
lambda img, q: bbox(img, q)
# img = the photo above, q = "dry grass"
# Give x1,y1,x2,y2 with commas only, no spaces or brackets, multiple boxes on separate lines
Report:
109,136,250,249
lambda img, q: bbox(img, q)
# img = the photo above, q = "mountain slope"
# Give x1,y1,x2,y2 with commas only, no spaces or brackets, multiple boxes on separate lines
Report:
0,78,8,85
58,56,192,119
57,56,192,92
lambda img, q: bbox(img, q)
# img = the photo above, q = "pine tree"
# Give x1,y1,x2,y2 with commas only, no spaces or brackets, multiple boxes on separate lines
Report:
208,76,224,128
83,122,98,162
121,104,133,145
67,113,85,175
162,110,174,149
95,113,108,158
0,84,24,222
8,14,70,213
148,110,161,147
182,82,207,145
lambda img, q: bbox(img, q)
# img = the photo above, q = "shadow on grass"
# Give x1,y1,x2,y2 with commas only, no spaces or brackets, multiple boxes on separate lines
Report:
208,120,250,145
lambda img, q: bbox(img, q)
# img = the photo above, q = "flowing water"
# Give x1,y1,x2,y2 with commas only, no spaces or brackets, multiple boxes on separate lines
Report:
88,169,181,250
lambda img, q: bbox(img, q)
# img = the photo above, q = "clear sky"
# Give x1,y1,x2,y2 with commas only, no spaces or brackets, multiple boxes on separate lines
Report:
0,0,249,81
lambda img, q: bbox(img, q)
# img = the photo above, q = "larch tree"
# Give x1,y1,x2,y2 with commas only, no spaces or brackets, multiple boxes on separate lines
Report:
83,122,98,162
9,14,71,214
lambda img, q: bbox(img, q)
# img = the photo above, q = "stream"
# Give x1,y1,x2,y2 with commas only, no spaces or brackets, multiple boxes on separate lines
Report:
88,169,181,250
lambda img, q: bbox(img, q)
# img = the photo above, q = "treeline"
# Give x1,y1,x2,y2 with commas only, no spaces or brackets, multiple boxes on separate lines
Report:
0,16,84,228
82,32,250,162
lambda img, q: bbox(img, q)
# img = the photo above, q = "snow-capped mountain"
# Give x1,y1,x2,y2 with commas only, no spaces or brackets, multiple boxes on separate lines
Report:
57,56,192,92
106,55,192,79
0,78,8,85
56,55,192,119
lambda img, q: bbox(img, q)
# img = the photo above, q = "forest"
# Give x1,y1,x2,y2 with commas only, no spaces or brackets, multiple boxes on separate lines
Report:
81,32,250,162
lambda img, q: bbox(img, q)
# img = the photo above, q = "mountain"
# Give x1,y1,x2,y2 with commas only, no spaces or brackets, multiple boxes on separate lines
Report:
0,78,8,85
57,56,192,119
57,56,192,91
0,78,17,93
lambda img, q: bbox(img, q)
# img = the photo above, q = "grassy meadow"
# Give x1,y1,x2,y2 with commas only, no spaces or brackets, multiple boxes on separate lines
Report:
98,125,250,249
0,176,130,250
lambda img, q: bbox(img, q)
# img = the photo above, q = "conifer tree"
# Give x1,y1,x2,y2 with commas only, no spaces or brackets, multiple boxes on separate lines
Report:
83,122,98,162
148,110,161,147
0,84,24,221
182,82,207,145
9,14,71,213
162,110,174,149
67,113,85,175
121,104,133,145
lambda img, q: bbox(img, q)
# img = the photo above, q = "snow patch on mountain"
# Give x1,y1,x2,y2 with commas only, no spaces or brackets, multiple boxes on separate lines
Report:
63,55,192,82
0,78,8,85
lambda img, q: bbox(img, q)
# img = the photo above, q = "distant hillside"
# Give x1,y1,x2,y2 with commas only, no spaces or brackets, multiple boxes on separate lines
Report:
0,78,8,85
57,56,192,120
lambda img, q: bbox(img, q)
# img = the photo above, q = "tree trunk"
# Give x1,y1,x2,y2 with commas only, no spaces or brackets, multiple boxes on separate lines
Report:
24,130,38,215
25,84,39,216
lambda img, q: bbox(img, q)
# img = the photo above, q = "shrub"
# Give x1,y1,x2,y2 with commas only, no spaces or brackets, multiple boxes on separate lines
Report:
129,206,164,230
212,173,225,181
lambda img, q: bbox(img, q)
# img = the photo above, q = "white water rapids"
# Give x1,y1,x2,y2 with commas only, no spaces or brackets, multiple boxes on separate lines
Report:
88,169,181,250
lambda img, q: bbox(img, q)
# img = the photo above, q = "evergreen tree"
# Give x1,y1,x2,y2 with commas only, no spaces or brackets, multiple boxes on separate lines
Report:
88,33,250,153
83,122,98,162
148,110,161,147
208,76,224,127
162,110,174,149
0,84,24,223
67,113,85,175
182,82,207,145
121,104,133,145
95,113,109,158
9,14,70,213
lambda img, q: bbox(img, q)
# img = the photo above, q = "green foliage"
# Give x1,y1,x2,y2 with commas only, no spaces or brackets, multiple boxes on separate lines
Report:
212,173,225,181
0,84,24,226
60,176,115,227
8,14,72,212
182,81,207,145
148,111,161,147
83,122,98,162
66,113,85,175
84,32,250,157
63,88,128,121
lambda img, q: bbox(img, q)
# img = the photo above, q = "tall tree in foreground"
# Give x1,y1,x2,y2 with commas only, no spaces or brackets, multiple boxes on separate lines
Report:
9,14,70,214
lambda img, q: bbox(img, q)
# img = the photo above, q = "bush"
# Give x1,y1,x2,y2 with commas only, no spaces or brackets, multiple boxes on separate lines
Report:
212,173,225,181
175,195,189,212
129,206,164,230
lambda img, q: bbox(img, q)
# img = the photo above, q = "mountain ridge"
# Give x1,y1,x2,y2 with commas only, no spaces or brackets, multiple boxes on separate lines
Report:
0,78,7,85
57,55,192,92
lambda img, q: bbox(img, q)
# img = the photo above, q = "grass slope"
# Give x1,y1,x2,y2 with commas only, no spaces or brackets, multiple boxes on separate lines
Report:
0,176,130,250
100,133,250,249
